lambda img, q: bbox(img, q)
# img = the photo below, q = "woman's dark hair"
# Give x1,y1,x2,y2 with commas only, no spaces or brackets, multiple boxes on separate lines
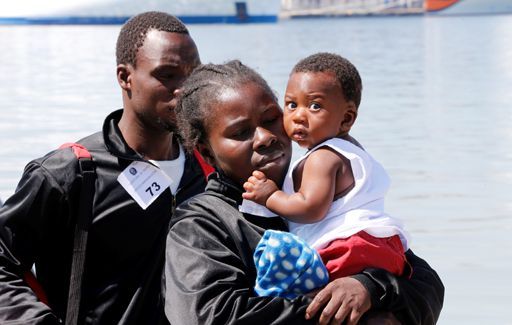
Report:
175,60,276,153
293,52,362,108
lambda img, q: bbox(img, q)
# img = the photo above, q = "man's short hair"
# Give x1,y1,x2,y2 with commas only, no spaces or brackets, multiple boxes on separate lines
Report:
116,11,189,66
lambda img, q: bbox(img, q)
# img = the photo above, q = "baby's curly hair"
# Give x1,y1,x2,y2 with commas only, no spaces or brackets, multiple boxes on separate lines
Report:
175,60,276,153
116,11,189,66
293,52,363,108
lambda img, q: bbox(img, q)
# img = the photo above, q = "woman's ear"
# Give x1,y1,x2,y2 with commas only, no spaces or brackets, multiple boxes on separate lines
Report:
340,101,358,133
117,64,131,91
196,142,216,167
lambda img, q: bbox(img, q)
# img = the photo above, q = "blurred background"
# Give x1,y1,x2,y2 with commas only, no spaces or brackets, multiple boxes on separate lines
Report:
1,1,512,324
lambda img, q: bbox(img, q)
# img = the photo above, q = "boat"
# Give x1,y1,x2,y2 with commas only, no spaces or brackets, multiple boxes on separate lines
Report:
280,0,424,18
0,0,280,25
424,0,512,15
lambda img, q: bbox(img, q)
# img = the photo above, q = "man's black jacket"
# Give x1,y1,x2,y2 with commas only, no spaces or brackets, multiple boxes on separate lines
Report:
0,110,207,324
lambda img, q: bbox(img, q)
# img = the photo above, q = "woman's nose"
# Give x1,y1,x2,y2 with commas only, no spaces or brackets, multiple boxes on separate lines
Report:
253,126,277,150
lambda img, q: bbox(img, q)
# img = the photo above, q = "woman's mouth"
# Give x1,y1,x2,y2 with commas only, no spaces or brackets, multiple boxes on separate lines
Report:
257,152,285,169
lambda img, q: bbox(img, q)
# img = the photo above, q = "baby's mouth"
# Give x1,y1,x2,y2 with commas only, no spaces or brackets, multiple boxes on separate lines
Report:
291,129,307,141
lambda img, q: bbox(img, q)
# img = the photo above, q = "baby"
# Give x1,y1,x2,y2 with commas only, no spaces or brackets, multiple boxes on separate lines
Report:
242,52,410,297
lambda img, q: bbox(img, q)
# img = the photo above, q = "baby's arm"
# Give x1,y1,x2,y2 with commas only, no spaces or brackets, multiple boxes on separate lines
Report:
243,147,350,223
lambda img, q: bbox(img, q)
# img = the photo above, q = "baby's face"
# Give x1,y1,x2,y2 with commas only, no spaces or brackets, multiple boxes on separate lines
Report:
203,82,292,187
283,71,355,149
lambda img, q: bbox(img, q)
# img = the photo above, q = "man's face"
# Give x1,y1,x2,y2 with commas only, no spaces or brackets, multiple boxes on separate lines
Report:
202,83,292,188
128,30,200,132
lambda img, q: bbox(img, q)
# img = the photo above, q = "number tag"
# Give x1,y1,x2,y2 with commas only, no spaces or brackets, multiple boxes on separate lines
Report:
117,161,172,210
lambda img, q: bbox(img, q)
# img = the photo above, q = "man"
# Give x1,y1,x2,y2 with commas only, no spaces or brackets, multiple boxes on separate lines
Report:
0,12,206,324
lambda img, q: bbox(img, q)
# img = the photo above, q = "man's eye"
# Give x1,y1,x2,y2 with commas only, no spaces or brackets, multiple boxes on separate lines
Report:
309,103,321,111
286,102,297,111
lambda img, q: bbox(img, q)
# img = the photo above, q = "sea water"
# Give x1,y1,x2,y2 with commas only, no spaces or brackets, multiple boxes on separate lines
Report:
1,14,511,324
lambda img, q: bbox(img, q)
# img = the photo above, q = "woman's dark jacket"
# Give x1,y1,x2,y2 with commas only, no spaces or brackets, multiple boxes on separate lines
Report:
0,110,207,324
165,173,444,325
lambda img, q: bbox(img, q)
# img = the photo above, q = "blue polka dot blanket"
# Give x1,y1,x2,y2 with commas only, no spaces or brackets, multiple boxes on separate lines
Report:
253,229,329,299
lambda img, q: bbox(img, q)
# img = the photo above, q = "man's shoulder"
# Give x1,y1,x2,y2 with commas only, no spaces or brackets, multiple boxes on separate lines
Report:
23,131,103,184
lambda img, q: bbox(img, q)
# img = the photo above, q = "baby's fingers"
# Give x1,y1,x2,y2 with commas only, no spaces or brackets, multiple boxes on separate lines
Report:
252,170,267,180
242,181,254,194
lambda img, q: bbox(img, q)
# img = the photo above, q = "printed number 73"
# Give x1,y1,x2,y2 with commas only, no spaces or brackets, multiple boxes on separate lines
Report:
145,182,161,196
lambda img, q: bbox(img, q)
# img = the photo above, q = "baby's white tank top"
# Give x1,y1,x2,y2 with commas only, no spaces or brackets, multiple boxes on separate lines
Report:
285,138,410,250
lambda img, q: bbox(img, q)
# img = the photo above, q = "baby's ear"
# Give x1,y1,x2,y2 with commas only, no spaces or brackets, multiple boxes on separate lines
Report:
196,142,216,167
341,101,358,132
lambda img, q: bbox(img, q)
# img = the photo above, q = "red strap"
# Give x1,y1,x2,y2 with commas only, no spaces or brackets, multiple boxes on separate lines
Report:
23,271,49,305
59,143,92,159
193,149,214,180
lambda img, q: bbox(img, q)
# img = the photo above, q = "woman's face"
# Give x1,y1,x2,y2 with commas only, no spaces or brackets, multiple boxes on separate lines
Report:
199,82,291,187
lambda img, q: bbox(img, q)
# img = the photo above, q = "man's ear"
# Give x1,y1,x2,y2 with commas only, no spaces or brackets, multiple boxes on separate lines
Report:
196,142,216,167
340,101,358,133
117,64,131,91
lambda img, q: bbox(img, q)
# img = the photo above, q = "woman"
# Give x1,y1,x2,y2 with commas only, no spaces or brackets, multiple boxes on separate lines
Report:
164,61,444,325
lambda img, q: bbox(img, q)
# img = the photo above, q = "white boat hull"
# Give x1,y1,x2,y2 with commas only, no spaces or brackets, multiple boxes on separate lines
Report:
0,0,280,24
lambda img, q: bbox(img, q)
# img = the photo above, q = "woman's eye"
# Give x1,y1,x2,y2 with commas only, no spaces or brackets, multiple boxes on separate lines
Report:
232,128,250,139
159,74,173,80
286,102,297,110
263,116,278,126
309,103,321,111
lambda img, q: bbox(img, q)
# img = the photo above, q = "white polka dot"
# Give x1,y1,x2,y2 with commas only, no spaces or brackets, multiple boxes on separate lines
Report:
306,268,312,274
297,259,306,267
282,260,293,270
290,247,300,257
258,259,266,267
280,283,289,290
296,279,301,284
305,279,315,290
266,252,275,262
283,235,292,244
275,272,287,280
268,237,280,247
292,272,299,278
316,267,326,279
272,265,278,271
304,247,312,255
279,249,286,257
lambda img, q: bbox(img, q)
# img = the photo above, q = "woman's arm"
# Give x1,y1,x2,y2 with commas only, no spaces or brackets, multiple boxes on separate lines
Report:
164,202,315,325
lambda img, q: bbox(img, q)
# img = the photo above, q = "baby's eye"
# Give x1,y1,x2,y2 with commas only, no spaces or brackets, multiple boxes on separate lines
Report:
286,102,297,111
309,103,321,111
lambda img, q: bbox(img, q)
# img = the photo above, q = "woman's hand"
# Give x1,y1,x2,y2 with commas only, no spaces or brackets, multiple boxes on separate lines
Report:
305,277,371,325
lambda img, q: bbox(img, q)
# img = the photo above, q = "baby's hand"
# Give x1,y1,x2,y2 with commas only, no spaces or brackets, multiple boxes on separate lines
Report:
242,170,279,206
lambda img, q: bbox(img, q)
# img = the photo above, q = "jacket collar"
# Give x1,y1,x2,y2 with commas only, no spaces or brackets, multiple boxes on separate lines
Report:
102,109,145,161
205,172,244,207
